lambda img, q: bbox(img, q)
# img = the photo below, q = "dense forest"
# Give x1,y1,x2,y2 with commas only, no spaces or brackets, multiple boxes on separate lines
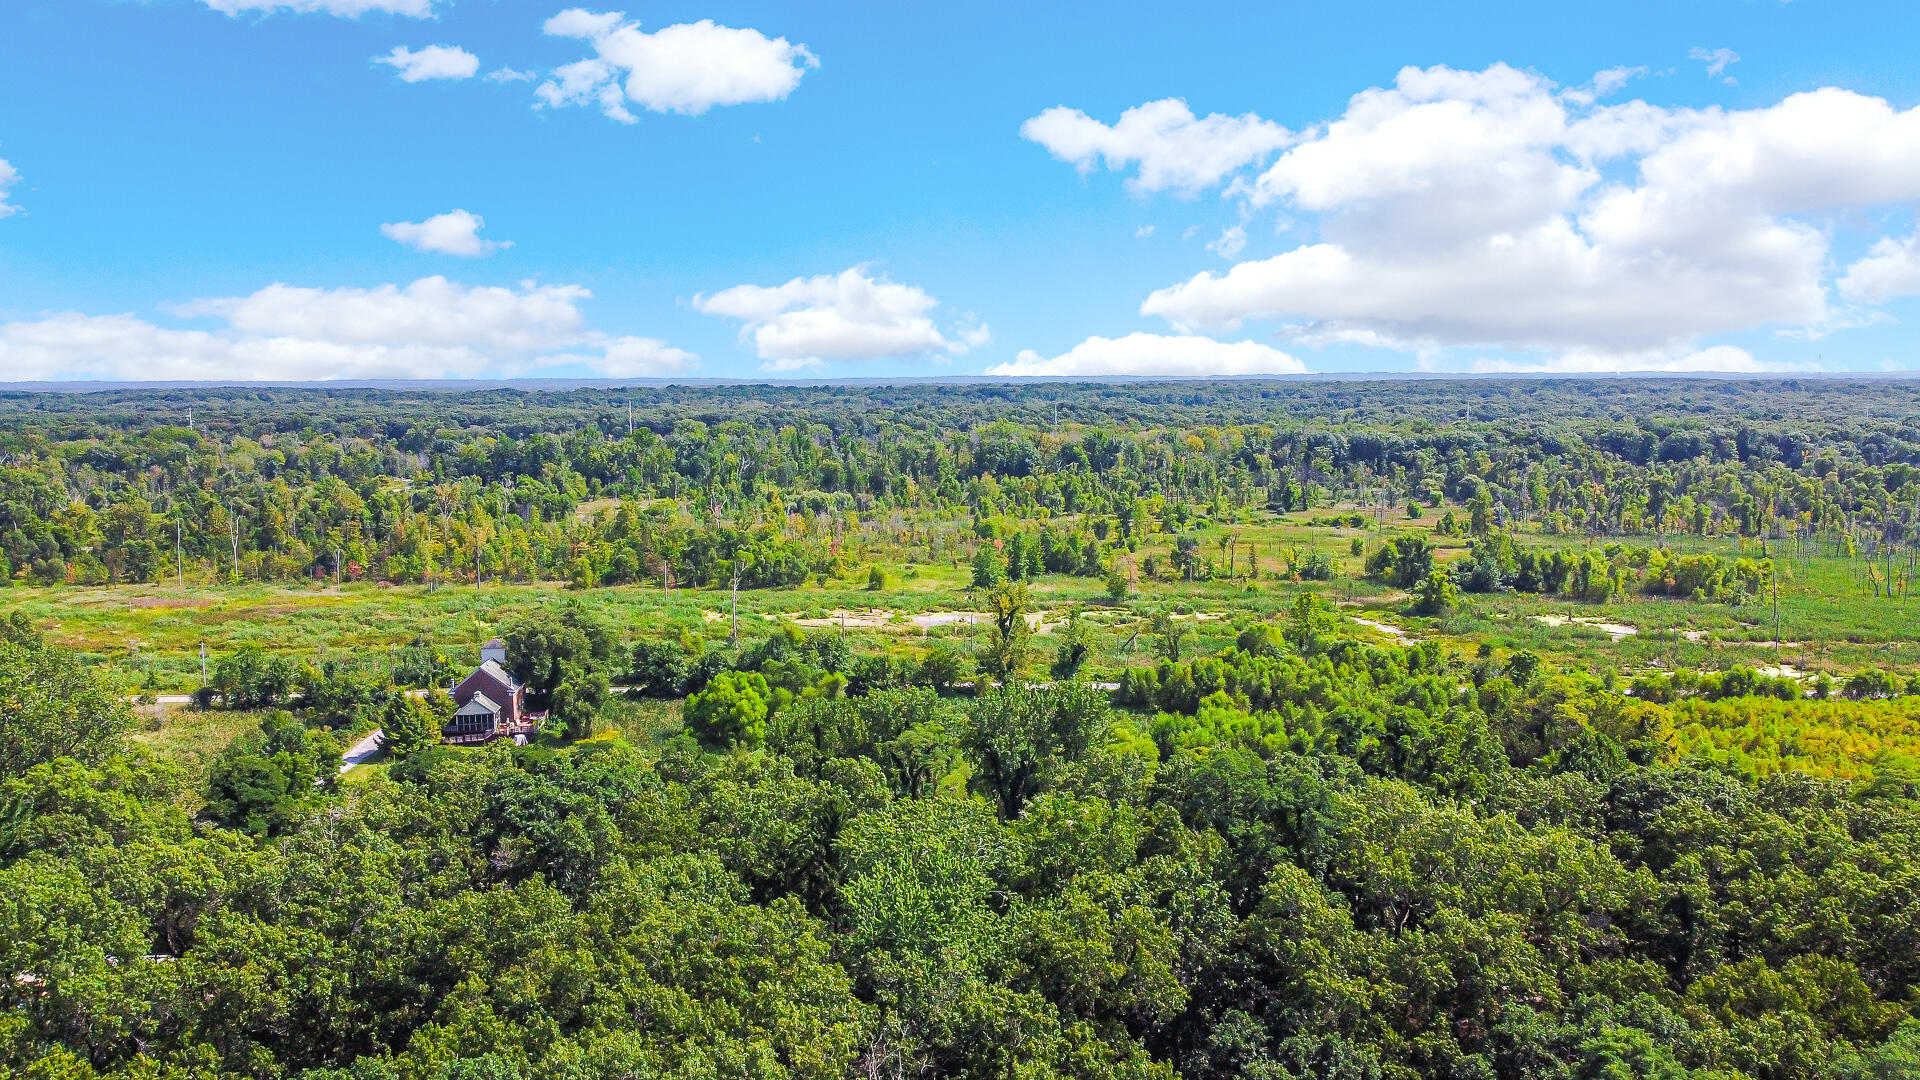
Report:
5,379,1920,1080
6,597,1920,1079
6,378,1920,591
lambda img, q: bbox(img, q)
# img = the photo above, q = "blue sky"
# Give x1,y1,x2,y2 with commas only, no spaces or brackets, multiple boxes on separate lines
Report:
4,0,1920,380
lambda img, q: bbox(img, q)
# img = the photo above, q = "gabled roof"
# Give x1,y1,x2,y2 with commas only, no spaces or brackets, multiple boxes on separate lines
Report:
456,691,500,716
483,637,506,649
474,659,520,691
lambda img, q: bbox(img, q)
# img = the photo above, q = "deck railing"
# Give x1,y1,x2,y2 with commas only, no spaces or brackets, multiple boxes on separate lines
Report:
441,720,541,746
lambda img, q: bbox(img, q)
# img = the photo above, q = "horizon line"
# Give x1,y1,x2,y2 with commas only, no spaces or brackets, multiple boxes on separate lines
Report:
4,370,1917,393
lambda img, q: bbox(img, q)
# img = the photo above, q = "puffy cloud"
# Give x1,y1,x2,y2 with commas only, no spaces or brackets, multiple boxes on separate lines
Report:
1141,227,1823,361
1135,225,1155,239
1457,345,1773,374
1020,98,1290,195
375,45,480,83
200,0,434,16
537,9,817,121
0,157,19,219
1840,230,1920,304
1691,47,1740,85
1562,65,1647,107
174,277,588,349
381,209,511,257
532,336,697,378
1124,65,1920,367
1206,225,1247,259
1,277,694,381
757,356,824,374
544,9,624,38
987,333,1307,377
695,267,965,364
953,316,993,351
1244,64,1597,249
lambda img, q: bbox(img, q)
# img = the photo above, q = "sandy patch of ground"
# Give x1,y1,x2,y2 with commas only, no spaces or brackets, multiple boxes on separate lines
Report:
910,611,984,628
1350,616,1410,639
1531,614,1637,641
786,609,900,629
779,609,1065,633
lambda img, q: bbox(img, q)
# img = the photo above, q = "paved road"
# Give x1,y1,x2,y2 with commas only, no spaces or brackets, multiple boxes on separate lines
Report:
339,728,385,774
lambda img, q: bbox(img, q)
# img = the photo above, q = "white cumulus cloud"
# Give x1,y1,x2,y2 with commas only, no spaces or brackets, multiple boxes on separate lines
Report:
0,157,19,219
381,210,511,257
1691,47,1741,85
200,0,435,16
1207,225,1247,259
1116,64,1920,369
1021,98,1290,195
953,315,993,351
375,45,480,83
1562,65,1648,107
0,277,694,381
695,267,968,366
537,9,817,121
173,277,588,349
1459,345,1773,374
532,336,698,378
988,333,1307,378
1839,230,1920,304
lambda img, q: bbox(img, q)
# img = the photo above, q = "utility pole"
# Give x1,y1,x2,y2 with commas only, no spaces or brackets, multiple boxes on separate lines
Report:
175,517,184,588
730,562,741,645
1773,562,1781,653
498,487,510,584
199,642,208,689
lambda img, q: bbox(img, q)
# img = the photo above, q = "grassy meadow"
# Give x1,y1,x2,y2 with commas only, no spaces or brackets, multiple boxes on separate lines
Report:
10,504,1918,700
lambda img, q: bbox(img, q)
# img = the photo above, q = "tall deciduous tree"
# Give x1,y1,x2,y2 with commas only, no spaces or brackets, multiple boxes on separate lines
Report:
962,681,1110,819
978,580,1032,681
0,633,133,781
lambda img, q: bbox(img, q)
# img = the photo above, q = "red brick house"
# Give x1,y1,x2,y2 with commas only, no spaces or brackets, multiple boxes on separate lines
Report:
445,638,533,744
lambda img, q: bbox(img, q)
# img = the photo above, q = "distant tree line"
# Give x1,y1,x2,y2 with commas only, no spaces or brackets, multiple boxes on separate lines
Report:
9,379,1920,589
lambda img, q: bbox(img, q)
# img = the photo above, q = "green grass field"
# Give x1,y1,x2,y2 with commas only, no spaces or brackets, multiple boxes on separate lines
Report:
10,507,1918,708
130,705,280,778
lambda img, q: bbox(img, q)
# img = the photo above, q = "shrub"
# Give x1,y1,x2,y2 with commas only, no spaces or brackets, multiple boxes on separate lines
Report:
685,670,772,747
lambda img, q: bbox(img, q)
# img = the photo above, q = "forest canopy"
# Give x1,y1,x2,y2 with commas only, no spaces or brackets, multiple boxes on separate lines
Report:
5,378,1920,1080
3,377,1919,590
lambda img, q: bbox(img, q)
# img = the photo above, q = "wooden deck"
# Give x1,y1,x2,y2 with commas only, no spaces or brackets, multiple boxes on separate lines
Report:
443,719,542,746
